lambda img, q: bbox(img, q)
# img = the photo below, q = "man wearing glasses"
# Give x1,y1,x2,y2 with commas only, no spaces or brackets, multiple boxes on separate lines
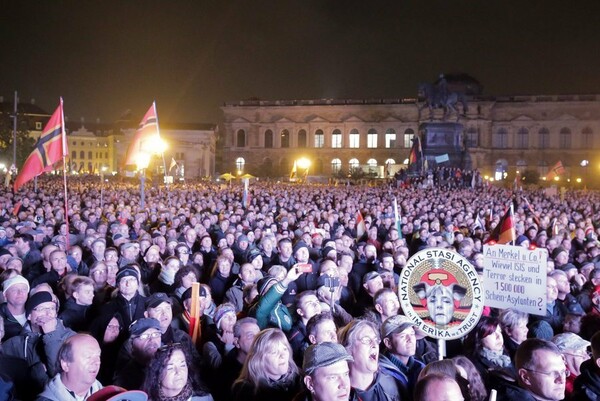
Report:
338,319,401,401
496,338,567,401
2,290,75,396
114,317,162,390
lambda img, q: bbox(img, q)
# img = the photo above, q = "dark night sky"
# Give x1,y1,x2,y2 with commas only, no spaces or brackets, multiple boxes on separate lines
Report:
1,1,600,125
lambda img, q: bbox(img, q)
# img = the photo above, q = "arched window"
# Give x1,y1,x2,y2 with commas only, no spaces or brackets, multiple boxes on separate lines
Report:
264,129,273,148
493,128,508,148
367,158,377,167
367,129,378,148
538,128,550,149
582,127,593,148
332,129,342,148
88,151,93,159
235,157,245,171
281,129,290,148
298,129,307,148
314,129,324,148
516,128,529,149
560,128,571,149
236,129,246,148
516,160,527,173
349,158,360,170
404,129,415,147
385,129,396,148
71,151,76,159
349,129,360,148
385,158,396,165
80,151,85,159
331,158,342,174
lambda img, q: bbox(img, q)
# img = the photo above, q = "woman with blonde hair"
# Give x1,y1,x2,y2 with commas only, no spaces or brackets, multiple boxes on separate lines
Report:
232,328,300,401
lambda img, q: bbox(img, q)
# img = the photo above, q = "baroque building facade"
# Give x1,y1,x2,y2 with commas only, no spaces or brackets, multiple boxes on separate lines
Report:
220,94,600,183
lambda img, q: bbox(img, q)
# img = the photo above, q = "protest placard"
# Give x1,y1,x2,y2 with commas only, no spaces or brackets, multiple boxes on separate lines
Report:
483,244,547,316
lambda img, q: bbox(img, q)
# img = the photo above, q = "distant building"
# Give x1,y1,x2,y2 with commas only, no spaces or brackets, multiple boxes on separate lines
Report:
0,98,217,179
220,91,600,182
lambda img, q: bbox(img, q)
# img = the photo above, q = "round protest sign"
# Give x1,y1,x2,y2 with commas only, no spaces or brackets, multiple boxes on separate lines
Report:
398,248,484,340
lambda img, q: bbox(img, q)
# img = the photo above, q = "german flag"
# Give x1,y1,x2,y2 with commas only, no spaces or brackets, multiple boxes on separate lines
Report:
487,205,516,244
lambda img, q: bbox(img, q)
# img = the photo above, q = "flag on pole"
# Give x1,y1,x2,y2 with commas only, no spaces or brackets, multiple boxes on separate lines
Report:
473,212,486,232
487,204,516,244
123,102,161,167
14,99,67,192
356,210,367,240
242,178,250,209
393,197,403,239
545,161,566,181
408,136,420,165
169,157,177,172
290,161,298,180
523,196,541,227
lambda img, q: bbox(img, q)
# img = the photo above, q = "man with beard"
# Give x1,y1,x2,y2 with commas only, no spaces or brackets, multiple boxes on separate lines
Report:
113,317,162,390
36,334,104,401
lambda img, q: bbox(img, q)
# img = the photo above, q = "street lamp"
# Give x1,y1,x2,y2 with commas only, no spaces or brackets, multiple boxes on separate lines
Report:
297,157,311,182
581,160,589,187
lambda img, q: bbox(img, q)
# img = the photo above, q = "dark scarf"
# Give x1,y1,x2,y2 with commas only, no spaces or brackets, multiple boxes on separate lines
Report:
158,381,192,401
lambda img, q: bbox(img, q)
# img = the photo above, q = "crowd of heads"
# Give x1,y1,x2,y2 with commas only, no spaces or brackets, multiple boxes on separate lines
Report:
2,176,600,400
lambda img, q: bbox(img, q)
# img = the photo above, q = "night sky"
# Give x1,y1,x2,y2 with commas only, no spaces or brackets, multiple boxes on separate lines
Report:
1,1,599,125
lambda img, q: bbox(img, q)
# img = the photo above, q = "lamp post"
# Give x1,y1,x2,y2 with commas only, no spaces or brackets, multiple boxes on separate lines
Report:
136,153,151,209
581,160,589,188
297,157,311,183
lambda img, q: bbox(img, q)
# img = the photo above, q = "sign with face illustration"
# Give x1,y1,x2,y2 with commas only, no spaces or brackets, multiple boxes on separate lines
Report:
398,248,484,339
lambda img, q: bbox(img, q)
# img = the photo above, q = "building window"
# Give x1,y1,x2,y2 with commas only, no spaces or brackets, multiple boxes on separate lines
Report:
331,158,342,174
404,129,414,148
281,129,290,148
367,129,378,148
71,151,76,159
516,128,529,149
385,158,396,165
538,160,548,176
349,158,360,170
72,141,76,146
36,122,42,130
298,129,307,148
105,152,108,158
264,130,273,148
560,128,571,149
385,129,396,148
332,129,342,148
367,158,377,167
516,160,527,173
466,127,479,148
315,129,324,148
80,151,85,159
236,129,246,148
582,127,593,148
88,151,93,159
493,128,508,149
349,129,360,148
235,157,245,171
538,128,550,149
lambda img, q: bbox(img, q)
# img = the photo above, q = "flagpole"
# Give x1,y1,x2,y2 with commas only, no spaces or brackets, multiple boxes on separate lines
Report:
59,98,70,251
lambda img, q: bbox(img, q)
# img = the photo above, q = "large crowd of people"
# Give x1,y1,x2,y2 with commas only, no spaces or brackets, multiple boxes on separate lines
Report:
1,175,600,401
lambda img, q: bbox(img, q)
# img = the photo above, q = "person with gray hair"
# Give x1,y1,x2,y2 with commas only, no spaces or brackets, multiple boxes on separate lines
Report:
498,308,529,361
551,332,590,398
338,319,400,401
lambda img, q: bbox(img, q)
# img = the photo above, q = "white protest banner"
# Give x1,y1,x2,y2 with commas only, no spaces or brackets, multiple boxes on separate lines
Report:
483,244,547,316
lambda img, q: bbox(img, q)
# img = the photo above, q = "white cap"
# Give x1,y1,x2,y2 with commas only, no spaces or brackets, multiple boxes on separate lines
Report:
2,275,30,295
